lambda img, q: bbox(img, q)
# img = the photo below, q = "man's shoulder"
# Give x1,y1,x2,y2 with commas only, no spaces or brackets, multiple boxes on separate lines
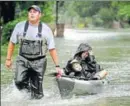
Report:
41,22,51,30
16,21,26,27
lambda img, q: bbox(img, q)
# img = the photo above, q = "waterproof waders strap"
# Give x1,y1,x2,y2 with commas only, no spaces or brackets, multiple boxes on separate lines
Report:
23,21,42,37
23,21,29,37
38,22,42,37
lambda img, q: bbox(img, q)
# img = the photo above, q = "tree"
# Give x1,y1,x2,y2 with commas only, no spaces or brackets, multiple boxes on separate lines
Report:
111,1,130,27
118,2,130,21
73,1,111,18
55,1,65,37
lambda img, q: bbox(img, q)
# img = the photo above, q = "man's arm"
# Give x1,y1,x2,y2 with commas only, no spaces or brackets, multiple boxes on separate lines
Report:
49,48,59,66
49,48,64,77
5,41,15,69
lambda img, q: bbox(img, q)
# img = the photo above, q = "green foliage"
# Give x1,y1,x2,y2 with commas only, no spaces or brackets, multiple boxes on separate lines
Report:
85,17,93,27
111,1,130,28
40,2,55,23
97,8,115,28
2,17,26,44
62,1,114,28
73,1,91,18
73,1,111,18
92,15,103,27
118,4,130,20
64,1,77,17
111,1,130,20
98,8,115,22
60,1,77,24
77,23,85,28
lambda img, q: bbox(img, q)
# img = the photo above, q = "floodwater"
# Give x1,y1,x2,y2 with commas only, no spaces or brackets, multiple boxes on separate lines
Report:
1,28,130,106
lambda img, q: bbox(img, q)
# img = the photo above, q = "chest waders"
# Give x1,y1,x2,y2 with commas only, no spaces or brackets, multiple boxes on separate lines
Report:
14,21,47,99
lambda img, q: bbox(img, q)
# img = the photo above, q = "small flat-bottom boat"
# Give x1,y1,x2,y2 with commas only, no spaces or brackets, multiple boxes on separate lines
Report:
56,76,106,98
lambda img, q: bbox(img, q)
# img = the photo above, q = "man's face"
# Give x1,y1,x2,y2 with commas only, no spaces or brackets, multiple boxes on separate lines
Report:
81,51,89,60
28,8,41,22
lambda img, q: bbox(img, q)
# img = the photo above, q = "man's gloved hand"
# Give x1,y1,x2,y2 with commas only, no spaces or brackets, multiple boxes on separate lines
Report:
56,66,64,78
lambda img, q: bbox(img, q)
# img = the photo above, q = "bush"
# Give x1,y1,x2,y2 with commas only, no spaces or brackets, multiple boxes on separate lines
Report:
2,18,26,44
92,15,103,27
98,8,115,22
84,17,93,27
97,8,115,28
77,23,85,28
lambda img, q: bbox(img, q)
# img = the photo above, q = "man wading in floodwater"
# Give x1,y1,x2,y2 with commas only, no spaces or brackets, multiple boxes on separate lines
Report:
5,5,63,99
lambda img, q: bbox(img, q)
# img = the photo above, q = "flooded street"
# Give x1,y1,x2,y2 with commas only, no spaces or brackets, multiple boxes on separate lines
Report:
1,28,130,106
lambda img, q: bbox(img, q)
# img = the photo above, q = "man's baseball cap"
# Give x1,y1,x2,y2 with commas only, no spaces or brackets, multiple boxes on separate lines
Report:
28,5,41,13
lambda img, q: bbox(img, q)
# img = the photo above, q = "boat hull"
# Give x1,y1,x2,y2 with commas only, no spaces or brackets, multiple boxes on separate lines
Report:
56,76,105,98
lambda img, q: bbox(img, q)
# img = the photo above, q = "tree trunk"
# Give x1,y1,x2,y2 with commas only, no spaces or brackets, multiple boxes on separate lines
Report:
112,20,121,29
0,26,1,41
55,23,65,37
55,1,64,37
0,2,2,20
0,3,2,42
56,1,59,25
